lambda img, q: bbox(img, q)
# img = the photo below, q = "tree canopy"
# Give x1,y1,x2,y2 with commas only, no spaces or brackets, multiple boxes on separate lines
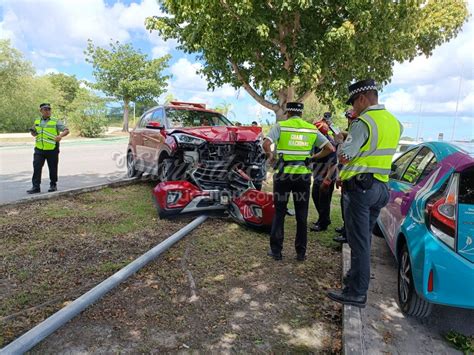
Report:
0,40,109,135
146,0,469,119
85,40,171,131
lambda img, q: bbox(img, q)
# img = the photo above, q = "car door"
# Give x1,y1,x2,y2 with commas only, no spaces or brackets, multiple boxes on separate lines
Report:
380,146,438,252
132,112,152,169
143,108,166,173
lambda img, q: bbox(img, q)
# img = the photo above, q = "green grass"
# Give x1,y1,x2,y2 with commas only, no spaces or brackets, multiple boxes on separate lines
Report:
445,331,474,354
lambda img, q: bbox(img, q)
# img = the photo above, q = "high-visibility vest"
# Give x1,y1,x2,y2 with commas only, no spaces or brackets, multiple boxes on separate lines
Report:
275,117,319,174
34,118,58,150
340,108,400,182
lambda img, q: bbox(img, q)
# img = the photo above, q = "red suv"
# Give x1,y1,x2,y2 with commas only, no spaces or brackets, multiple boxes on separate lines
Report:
126,101,266,189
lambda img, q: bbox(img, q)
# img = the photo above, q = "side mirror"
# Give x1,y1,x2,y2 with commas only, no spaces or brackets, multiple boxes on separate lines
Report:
146,121,164,129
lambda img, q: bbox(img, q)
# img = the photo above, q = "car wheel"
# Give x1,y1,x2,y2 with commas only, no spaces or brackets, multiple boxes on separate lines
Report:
398,244,433,318
127,151,142,178
157,158,172,182
372,222,384,238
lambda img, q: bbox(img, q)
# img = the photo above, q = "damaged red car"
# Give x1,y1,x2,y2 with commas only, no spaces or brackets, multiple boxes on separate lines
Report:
126,102,274,228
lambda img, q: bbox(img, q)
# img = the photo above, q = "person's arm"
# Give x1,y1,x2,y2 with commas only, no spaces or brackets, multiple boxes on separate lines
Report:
55,121,70,142
263,123,280,165
337,120,369,164
313,141,334,161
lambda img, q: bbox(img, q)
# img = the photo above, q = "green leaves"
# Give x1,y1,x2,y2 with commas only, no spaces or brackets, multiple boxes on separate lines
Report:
146,0,468,119
84,40,170,131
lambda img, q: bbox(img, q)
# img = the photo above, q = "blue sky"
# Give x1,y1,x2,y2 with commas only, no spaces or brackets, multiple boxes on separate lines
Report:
1,0,473,141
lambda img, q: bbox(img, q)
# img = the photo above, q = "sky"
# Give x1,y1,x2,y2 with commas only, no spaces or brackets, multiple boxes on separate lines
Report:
0,0,473,141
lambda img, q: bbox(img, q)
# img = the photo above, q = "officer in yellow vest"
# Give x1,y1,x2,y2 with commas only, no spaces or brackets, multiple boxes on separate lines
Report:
27,103,69,194
263,102,334,261
327,79,402,308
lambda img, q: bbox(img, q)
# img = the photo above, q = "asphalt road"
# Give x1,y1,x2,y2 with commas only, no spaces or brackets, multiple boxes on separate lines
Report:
363,236,474,354
0,137,129,204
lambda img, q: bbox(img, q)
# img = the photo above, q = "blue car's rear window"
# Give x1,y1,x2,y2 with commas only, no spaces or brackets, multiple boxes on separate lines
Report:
459,167,474,204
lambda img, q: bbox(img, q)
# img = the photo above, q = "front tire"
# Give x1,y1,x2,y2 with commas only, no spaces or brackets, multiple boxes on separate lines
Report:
127,151,142,178
398,244,433,318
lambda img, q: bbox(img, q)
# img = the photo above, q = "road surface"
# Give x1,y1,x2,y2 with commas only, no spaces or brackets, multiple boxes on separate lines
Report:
0,137,129,204
362,236,474,354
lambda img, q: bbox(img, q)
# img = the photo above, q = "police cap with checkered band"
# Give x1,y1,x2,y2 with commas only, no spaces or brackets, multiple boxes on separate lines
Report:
345,79,377,105
285,102,304,113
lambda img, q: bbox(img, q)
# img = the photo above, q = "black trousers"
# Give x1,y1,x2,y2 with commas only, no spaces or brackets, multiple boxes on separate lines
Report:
32,148,59,188
343,180,389,296
270,173,311,257
311,178,335,227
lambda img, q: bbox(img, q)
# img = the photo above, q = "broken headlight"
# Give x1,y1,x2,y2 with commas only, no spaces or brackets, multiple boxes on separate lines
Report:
173,133,206,146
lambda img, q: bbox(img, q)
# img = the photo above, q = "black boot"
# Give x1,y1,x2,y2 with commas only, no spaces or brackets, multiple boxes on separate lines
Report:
27,187,40,194
327,289,367,308
48,184,57,192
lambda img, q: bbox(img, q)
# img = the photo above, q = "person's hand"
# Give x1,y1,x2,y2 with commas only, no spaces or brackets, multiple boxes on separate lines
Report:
266,152,275,166
55,135,62,142
320,177,332,191
335,178,342,189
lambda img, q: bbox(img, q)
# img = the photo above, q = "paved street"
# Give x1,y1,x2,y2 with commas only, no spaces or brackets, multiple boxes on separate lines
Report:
363,236,474,354
0,137,129,204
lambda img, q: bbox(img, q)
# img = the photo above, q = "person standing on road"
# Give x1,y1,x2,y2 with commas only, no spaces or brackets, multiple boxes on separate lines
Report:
310,120,338,232
327,79,402,308
263,102,334,261
27,103,69,194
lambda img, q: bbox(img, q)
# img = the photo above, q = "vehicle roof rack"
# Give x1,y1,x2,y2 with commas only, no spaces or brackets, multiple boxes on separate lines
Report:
169,101,206,109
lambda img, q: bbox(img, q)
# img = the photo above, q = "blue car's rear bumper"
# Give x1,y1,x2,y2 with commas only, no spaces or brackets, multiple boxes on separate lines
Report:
409,231,474,309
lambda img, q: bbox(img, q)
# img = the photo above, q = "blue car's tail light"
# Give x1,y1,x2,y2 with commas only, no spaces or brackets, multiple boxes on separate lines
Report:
427,174,459,250
428,269,434,292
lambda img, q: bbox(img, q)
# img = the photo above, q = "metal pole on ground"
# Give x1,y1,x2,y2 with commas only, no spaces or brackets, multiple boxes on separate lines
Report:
0,215,208,355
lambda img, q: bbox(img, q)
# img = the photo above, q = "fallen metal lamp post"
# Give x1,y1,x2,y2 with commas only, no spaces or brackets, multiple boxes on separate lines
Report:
0,215,208,355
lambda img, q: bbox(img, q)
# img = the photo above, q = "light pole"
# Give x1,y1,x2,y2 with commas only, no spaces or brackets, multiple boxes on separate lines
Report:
451,74,463,142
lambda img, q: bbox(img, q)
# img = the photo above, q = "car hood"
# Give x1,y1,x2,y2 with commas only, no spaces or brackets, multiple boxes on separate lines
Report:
169,126,262,143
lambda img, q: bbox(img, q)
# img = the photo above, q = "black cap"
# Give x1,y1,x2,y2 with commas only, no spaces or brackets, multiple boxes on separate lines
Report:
346,79,377,105
39,103,51,109
286,102,304,113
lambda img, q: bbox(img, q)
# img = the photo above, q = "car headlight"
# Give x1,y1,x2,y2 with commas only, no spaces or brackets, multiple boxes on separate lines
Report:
173,133,206,146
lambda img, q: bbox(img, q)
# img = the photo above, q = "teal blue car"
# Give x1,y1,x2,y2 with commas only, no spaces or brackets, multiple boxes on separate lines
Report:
376,141,474,317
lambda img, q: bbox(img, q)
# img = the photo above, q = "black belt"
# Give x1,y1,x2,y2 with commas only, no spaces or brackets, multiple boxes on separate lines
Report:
342,173,375,191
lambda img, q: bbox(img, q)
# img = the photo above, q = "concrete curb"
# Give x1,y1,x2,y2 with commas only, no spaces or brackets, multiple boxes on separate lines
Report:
0,178,138,208
342,243,365,355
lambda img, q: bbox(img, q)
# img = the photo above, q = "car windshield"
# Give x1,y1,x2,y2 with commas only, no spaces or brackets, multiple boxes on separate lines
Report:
166,108,232,128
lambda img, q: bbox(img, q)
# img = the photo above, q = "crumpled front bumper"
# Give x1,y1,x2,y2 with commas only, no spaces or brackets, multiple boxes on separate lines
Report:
153,181,275,228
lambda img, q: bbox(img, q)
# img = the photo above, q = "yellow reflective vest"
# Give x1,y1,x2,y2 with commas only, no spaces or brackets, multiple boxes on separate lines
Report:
275,117,319,174
340,108,401,182
34,118,58,150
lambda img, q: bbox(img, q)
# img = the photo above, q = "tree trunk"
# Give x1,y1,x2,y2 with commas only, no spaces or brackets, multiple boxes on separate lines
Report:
275,106,286,121
122,99,129,132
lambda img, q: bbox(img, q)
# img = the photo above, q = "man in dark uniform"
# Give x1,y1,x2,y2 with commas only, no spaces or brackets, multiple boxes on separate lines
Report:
27,103,69,194
327,79,402,307
310,120,338,232
263,102,334,261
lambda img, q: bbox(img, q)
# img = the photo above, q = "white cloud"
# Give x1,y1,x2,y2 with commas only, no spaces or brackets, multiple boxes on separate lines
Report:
166,58,239,105
36,67,59,76
384,1,474,119
0,0,169,69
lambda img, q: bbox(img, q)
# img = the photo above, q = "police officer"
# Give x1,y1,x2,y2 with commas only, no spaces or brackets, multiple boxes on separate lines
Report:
27,103,69,194
327,79,402,307
310,120,338,232
263,102,334,261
